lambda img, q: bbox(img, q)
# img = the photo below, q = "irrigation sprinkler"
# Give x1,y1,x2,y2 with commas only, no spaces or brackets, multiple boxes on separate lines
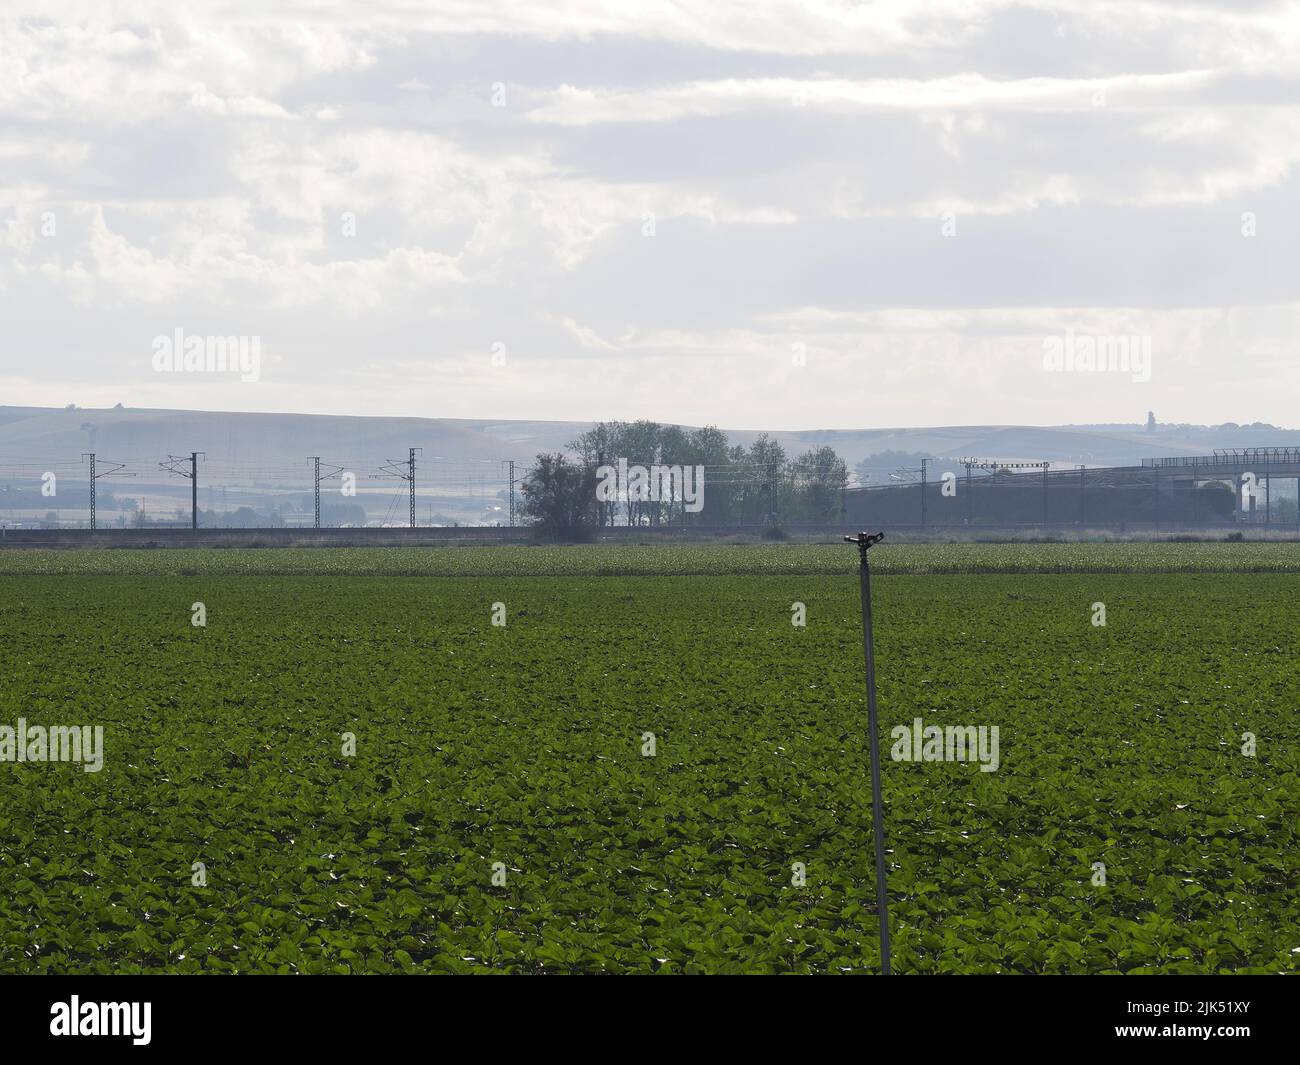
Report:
844,530,892,974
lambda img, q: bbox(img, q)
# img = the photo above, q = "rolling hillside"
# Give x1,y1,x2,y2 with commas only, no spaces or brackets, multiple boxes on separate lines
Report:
1,405,1295,525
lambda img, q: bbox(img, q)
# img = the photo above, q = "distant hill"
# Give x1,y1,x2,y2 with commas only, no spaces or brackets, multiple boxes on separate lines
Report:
2,405,1296,525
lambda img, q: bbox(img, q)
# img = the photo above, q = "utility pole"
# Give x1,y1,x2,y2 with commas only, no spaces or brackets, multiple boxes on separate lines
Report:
1153,464,1159,534
764,460,774,527
844,530,891,975
81,453,130,531
1078,465,1086,525
1043,464,1049,527
377,448,422,529
920,458,927,527
159,453,204,528
409,447,419,528
595,453,606,527
503,459,517,526
308,457,343,528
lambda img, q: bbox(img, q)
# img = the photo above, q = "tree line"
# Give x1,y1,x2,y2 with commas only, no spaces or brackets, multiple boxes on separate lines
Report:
520,420,849,538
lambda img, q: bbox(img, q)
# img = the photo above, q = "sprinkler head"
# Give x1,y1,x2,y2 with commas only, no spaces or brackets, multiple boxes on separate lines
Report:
844,531,885,558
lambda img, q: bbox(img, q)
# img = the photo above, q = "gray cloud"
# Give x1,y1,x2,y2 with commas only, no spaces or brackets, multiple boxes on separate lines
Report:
1,0,1298,428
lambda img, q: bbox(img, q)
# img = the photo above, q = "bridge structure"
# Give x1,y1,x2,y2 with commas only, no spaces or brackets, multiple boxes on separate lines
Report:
843,445,1300,530
1142,447,1300,523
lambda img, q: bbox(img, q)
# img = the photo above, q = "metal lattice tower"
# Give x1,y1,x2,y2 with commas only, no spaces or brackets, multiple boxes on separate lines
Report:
159,452,205,528
376,448,422,529
409,447,419,528
920,457,928,526
308,457,343,528
80,454,131,531
504,459,517,526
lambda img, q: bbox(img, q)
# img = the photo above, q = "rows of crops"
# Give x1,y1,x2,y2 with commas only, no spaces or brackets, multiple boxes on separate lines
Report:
1,563,1296,973
2,540,1300,577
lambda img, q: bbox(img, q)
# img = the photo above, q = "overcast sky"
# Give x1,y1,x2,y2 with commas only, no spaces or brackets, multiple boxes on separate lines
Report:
2,1,1298,429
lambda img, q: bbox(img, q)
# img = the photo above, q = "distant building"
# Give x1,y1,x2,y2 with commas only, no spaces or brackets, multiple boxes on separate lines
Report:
1146,411,1156,433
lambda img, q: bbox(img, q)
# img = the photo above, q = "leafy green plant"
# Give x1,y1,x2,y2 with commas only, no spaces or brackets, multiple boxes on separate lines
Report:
0,555,1296,973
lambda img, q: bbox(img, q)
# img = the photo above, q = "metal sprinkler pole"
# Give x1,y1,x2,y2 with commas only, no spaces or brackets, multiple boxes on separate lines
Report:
845,530,892,974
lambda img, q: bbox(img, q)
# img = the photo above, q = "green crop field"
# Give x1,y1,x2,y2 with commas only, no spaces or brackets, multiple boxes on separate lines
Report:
1,543,1297,973
2,539,1300,577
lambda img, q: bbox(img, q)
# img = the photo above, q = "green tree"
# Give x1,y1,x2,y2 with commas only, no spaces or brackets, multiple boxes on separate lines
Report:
737,434,787,523
684,425,733,524
789,446,850,522
520,453,597,540
569,421,627,526
568,420,721,526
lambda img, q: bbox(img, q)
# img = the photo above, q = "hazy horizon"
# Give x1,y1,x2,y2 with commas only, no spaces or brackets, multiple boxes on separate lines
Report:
3,399,1292,436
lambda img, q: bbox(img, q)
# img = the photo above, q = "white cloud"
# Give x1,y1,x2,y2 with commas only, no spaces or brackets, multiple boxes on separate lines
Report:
525,71,1226,126
1,0,1298,427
